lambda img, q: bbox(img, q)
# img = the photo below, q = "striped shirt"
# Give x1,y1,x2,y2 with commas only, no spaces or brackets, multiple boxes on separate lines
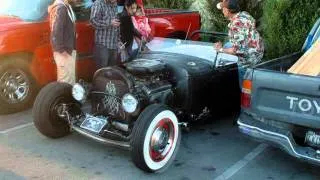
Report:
90,0,119,49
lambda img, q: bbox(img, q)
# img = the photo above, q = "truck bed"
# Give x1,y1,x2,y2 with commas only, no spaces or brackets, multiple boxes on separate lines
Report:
255,52,301,72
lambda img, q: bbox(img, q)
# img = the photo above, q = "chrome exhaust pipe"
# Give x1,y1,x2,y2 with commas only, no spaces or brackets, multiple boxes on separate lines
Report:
112,121,129,132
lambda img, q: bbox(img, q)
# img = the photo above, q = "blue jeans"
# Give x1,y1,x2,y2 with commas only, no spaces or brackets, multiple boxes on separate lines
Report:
126,41,139,61
238,64,246,90
224,42,246,89
93,44,118,69
223,42,233,49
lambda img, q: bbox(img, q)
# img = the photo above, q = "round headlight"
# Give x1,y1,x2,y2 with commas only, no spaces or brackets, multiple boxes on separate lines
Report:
122,94,138,113
72,83,86,102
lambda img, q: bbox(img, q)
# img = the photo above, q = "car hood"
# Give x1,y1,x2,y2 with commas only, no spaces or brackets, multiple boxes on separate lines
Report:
0,16,25,32
144,38,217,62
143,37,239,67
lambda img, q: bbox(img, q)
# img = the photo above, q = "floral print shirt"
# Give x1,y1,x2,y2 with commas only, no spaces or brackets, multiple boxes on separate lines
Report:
228,11,264,66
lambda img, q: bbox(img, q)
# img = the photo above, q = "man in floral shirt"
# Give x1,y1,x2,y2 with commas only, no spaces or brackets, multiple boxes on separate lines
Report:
215,0,264,87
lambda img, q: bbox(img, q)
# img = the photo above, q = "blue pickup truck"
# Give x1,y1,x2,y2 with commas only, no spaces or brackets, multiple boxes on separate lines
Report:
238,18,320,165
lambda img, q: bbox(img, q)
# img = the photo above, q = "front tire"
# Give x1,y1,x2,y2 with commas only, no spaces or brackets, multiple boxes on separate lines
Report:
33,82,74,138
131,104,181,173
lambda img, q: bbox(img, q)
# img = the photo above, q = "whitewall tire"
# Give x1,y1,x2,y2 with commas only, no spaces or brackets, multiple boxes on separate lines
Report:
130,104,181,173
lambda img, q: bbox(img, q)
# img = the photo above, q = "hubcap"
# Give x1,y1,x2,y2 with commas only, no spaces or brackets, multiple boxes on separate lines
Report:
0,69,29,104
49,97,70,126
150,118,175,162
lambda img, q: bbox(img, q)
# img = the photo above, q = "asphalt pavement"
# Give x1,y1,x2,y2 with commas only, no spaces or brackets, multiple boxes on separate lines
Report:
0,109,319,180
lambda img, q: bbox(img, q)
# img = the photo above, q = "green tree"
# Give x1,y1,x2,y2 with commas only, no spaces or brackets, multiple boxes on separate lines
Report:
144,0,191,9
262,0,320,58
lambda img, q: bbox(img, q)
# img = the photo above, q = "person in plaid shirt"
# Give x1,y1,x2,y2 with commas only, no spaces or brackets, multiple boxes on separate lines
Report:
215,0,264,87
90,0,120,69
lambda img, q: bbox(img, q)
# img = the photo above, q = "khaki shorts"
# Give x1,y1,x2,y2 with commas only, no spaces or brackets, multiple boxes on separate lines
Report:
53,50,76,85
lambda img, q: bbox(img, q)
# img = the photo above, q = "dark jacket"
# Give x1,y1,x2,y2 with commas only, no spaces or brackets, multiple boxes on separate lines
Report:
48,2,76,54
119,10,142,48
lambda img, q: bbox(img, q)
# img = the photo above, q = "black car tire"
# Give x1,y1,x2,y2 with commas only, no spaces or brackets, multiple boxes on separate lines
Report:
33,82,74,138
130,104,181,173
0,56,38,114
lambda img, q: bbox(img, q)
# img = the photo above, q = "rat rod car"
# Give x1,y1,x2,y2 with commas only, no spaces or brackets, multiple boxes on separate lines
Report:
33,36,240,173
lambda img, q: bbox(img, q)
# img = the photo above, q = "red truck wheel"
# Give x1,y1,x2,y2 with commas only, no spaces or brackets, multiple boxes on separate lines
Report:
0,56,38,114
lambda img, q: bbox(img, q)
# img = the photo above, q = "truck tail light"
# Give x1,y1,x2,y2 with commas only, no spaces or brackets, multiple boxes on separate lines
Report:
241,79,252,108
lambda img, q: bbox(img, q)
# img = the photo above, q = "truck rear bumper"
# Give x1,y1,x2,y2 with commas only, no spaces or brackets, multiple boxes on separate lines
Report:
238,113,320,165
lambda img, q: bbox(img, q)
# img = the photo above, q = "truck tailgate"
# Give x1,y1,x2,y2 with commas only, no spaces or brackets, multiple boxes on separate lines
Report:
249,70,320,128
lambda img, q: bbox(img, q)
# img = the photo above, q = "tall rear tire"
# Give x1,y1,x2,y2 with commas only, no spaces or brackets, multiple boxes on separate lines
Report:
130,104,181,173
33,82,74,138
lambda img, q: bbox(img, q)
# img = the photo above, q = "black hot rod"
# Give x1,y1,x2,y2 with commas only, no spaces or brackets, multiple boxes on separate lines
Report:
32,36,240,173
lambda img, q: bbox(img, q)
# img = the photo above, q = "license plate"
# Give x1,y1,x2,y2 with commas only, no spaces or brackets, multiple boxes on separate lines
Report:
80,114,108,133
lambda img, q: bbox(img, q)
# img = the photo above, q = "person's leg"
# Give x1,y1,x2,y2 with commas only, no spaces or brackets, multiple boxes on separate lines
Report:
107,49,119,66
237,64,246,90
53,52,65,82
94,45,109,69
126,42,139,61
69,50,76,84
53,51,76,85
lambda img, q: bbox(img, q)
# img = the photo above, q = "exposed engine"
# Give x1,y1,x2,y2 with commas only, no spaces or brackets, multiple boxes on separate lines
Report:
90,59,173,124
91,67,130,120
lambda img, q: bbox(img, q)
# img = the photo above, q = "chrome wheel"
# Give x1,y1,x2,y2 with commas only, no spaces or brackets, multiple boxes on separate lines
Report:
131,105,181,172
0,69,29,104
150,119,175,162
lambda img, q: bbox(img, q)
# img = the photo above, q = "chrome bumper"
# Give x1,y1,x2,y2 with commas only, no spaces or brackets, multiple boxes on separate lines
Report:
72,126,130,150
238,113,320,165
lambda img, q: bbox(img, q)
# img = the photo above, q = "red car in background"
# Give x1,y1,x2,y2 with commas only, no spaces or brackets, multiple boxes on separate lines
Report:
0,0,201,114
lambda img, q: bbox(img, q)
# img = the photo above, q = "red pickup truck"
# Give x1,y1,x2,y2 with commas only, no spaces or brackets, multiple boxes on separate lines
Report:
0,0,201,114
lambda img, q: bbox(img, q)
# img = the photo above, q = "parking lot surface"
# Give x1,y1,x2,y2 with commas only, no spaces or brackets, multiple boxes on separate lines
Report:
0,110,319,180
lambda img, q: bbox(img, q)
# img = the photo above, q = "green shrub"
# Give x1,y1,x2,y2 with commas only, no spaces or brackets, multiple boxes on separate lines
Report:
145,0,320,59
204,0,228,31
204,0,263,32
144,0,191,9
262,0,320,59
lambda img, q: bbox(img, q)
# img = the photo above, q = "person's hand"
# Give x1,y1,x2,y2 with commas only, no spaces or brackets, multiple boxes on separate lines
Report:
62,51,70,57
146,35,153,42
111,19,120,27
214,41,222,50
141,36,147,43
118,42,126,50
